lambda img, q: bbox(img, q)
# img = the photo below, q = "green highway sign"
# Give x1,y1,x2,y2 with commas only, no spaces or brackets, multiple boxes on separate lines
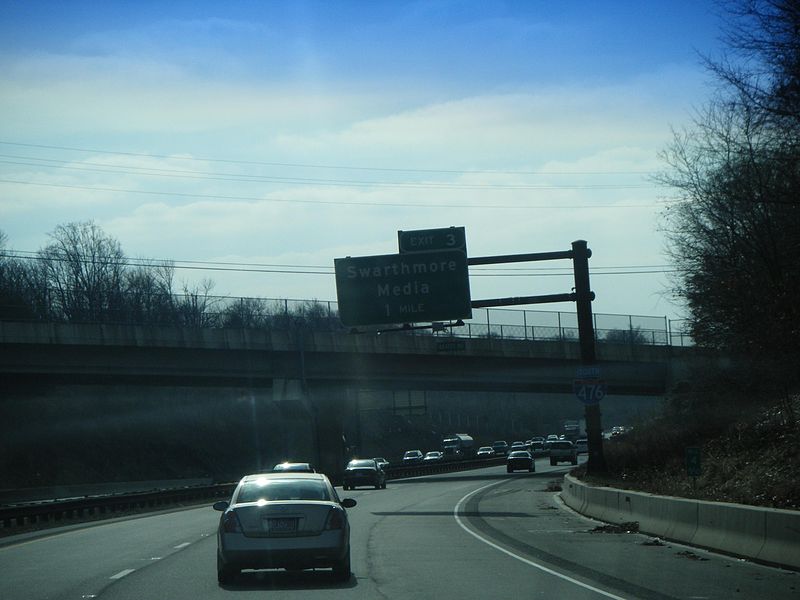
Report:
686,447,702,477
398,226,466,254
334,250,472,326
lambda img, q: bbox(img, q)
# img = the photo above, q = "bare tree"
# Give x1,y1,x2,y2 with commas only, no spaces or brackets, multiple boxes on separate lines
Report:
176,278,219,327
36,221,127,322
221,297,271,328
123,259,177,324
658,1,800,358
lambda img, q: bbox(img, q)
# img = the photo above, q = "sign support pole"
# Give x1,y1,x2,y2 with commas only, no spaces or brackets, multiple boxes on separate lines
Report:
572,240,607,474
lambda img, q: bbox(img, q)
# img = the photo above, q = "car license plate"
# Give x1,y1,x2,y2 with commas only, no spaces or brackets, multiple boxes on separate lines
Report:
264,518,297,533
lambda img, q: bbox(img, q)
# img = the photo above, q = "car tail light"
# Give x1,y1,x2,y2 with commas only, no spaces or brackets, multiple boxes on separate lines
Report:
325,508,344,530
222,510,242,533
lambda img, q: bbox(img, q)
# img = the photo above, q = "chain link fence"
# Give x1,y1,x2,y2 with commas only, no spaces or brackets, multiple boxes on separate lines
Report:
1,292,692,346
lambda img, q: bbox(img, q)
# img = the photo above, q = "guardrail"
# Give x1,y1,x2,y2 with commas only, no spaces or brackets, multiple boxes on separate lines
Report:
0,457,506,534
383,456,506,480
0,483,235,534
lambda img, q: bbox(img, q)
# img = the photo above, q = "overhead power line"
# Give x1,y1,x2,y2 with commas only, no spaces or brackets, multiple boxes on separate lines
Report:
0,155,655,191
0,179,665,210
0,140,655,176
1,251,679,277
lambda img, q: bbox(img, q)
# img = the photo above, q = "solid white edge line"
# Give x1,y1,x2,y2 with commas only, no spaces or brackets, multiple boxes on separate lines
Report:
109,569,136,580
453,482,628,600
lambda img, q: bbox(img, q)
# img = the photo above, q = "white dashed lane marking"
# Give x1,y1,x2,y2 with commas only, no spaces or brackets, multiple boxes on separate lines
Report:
109,569,135,580
173,542,191,549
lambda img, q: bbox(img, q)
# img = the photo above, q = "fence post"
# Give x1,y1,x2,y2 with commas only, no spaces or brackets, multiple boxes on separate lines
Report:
523,310,528,340
629,314,634,347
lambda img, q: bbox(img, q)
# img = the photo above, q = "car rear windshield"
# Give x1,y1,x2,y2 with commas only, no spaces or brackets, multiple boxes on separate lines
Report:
509,451,530,457
551,442,573,449
236,479,331,503
348,459,376,468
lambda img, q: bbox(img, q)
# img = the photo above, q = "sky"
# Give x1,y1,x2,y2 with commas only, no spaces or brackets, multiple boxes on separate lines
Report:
0,1,727,323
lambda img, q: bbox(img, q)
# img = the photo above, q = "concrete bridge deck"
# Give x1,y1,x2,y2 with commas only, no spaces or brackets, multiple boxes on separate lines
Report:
0,321,718,395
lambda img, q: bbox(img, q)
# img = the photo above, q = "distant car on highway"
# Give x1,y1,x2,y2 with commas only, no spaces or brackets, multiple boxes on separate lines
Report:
549,440,578,466
373,457,390,470
529,441,547,457
575,439,588,454
510,441,526,450
213,472,356,584
402,450,424,464
492,440,509,456
476,446,495,457
343,459,386,490
272,462,315,473
423,451,444,462
506,450,535,473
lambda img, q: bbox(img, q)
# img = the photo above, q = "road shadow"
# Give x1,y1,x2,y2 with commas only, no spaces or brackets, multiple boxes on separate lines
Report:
371,510,537,518
388,471,559,485
219,568,358,591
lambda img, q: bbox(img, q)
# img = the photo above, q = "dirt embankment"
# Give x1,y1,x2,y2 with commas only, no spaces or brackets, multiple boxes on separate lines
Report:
576,392,799,511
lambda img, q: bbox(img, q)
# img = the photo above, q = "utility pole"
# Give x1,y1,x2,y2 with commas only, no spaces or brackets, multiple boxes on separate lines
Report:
572,240,607,474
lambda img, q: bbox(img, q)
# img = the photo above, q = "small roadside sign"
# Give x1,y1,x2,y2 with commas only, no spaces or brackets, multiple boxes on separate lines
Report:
686,447,701,477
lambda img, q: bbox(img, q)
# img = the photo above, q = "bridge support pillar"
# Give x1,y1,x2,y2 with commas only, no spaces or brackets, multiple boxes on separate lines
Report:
273,379,349,484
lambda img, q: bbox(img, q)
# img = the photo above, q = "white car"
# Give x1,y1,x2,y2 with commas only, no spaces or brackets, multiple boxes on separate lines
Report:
213,472,356,584
549,440,578,465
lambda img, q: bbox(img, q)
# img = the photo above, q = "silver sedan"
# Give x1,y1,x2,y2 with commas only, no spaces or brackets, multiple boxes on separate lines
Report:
213,472,357,584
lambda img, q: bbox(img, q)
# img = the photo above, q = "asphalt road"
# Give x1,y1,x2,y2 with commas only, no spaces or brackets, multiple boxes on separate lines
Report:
1,460,796,599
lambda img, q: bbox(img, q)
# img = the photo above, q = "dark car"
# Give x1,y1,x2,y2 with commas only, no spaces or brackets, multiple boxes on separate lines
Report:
529,441,547,457
373,457,390,470
342,459,386,490
423,451,443,462
402,450,424,464
506,450,535,473
491,440,509,456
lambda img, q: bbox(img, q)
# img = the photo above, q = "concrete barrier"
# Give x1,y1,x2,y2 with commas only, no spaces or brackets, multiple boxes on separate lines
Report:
757,508,800,567
691,500,766,560
562,474,799,571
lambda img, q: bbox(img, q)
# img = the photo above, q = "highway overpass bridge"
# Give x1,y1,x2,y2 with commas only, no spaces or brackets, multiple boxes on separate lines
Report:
0,320,717,395
0,320,726,477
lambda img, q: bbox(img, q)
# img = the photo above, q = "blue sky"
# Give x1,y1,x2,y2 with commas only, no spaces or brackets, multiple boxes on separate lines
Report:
0,1,726,321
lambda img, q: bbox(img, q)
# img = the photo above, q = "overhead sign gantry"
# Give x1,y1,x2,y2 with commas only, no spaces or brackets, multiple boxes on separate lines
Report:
333,227,607,474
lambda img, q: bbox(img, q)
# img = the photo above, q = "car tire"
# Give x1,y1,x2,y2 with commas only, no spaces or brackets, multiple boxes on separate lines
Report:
333,548,351,582
506,467,513,473
571,458,578,465
381,481,387,489
217,553,238,585
528,466,534,472
550,459,556,466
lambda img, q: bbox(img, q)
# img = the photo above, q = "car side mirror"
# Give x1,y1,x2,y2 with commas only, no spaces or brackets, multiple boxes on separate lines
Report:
213,500,230,511
341,498,357,508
